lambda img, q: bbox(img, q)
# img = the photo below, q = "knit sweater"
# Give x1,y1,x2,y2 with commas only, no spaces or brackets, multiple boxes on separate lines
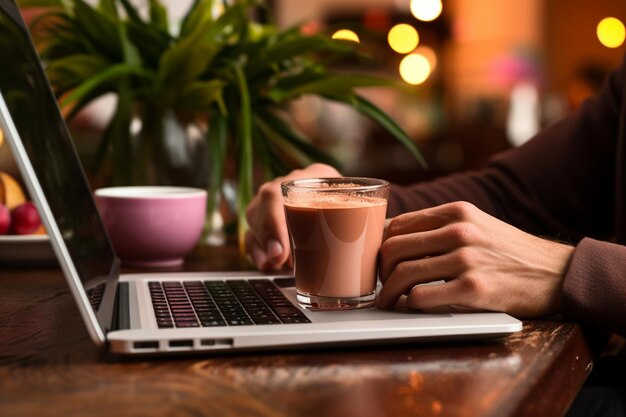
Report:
388,55,626,337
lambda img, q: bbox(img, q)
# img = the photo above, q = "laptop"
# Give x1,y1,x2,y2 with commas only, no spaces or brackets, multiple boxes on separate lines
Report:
0,0,521,355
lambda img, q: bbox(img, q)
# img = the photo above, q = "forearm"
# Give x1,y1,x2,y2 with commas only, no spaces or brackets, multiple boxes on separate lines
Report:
388,169,514,219
562,238,626,338
387,163,586,241
389,55,625,242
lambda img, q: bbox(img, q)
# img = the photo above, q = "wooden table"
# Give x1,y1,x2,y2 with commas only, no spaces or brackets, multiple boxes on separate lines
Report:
0,243,597,417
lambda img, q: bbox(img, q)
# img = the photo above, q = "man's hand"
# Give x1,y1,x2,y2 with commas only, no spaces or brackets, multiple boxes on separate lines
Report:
245,163,341,271
377,201,575,318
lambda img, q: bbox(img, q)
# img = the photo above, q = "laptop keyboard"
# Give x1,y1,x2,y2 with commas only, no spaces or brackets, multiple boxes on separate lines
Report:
86,282,106,311
148,279,311,328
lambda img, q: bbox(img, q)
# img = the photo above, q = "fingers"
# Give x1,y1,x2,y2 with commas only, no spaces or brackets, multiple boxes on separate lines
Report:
405,279,477,310
246,232,267,269
376,201,573,317
376,251,466,309
385,201,482,239
245,181,291,270
379,222,482,283
245,164,340,271
245,230,292,272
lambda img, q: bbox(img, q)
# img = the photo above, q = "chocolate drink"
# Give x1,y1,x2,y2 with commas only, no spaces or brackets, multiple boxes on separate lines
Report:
284,197,387,299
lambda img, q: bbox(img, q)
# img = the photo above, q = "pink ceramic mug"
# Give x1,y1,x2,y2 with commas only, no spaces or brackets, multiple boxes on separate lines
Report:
94,186,207,267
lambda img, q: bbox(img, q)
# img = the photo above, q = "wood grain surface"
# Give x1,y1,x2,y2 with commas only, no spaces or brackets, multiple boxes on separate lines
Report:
0,244,594,417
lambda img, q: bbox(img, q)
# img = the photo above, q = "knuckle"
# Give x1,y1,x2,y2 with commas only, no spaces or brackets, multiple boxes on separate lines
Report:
449,201,478,221
386,218,400,237
380,235,400,256
460,275,485,297
291,168,303,177
448,222,479,246
391,261,412,279
259,182,279,201
387,214,408,237
453,247,476,270
310,163,337,175
406,289,422,309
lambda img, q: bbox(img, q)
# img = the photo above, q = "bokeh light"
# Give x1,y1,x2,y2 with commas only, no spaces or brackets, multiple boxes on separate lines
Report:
399,53,431,85
388,23,419,54
331,29,360,43
597,17,625,48
414,45,437,70
410,0,443,22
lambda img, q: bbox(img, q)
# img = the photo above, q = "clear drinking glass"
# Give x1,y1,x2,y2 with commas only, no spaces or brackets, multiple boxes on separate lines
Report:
281,177,389,310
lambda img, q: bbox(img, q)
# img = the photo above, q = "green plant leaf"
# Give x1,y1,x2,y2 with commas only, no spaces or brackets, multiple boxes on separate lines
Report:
45,54,110,94
204,113,227,236
179,0,214,38
174,80,224,113
64,84,110,122
148,0,169,32
59,63,154,108
329,94,428,169
98,0,117,17
157,4,245,105
247,31,353,79
72,0,121,60
118,0,143,23
125,20,171,69
263,68,325,92
269,74,400,103
253,127,290,179
254,109,340,168
34,14,97,57
17,0,63,7
234,65,253,256
157,39,222,105
95,86,133,184
118,18,142,67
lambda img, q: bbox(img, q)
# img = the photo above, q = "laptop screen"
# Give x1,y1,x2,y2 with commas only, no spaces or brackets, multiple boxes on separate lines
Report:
0,2,117,308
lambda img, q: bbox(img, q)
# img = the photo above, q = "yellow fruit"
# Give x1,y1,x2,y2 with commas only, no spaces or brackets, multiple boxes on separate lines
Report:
0,171,26,209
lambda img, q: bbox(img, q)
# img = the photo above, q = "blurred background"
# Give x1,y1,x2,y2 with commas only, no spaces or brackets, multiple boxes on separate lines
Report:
270,0,626,183
2,0,625,186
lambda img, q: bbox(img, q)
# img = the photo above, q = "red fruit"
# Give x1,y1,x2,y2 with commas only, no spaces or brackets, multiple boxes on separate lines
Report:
10,202,41,235
0,203,10,235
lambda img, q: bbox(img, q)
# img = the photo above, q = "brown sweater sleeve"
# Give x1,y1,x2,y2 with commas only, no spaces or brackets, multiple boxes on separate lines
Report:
562,238,626,334
386,55,626,336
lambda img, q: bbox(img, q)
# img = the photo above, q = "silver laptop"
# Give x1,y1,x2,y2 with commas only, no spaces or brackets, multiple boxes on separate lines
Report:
0,0,521,355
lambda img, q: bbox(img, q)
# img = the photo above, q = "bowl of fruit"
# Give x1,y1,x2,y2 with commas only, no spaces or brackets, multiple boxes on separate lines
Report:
0,171,55,265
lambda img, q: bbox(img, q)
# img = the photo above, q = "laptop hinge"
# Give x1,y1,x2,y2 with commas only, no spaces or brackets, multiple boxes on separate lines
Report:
111,282,131,331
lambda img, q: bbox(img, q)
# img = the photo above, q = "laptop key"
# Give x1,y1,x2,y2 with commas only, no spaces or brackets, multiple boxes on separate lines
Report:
201,319,227,327
253,318,282,325
175,321,200,328
227,319,254,326
280,317,311,324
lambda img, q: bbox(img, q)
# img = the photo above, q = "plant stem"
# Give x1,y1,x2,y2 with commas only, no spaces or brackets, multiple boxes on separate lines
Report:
234,65,253,258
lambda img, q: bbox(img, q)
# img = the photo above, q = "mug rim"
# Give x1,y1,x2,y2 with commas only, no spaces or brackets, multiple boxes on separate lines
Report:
94,186,207,199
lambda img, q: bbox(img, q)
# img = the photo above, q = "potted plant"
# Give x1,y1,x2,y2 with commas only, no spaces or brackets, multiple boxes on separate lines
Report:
19,0,425,249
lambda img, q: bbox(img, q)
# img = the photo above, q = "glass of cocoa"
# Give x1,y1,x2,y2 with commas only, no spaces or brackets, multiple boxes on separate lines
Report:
281,177,389,310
